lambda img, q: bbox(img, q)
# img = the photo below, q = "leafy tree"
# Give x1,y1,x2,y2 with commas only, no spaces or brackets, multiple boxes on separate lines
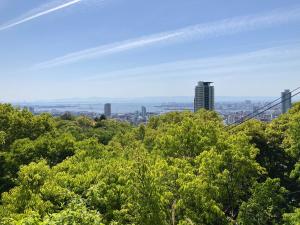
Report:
2,132,76,192
129,152,167,225
0,104,53,148
43,200,104,225
85,158,133,224
60,112,74,121
237,178,288,225
195,133,264,220
153,110,223,158
283,208,300,225
95,115,106,122
0,160,52,219
235,109,300,205
0,131,6,145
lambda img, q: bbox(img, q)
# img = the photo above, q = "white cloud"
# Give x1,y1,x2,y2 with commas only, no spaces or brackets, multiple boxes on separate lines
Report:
34,6,300,69
0,0,82,31
81,43,300,81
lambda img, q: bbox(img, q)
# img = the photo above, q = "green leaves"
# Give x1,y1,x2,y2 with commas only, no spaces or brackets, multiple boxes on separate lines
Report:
238,178,288,225
194,134,263,220
42,200,104,225
0,131,6,145
153,110,223,158
283,208,300,225
0,104,54,148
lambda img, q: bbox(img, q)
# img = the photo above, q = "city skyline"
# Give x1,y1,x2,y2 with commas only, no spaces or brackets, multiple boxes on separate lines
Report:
0,0,300,101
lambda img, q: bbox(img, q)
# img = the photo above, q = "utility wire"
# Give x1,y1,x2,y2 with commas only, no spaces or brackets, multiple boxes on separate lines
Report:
229,89,300,130
230,86,300,126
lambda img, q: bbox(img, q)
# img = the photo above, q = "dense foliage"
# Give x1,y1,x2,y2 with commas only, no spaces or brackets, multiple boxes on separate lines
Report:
0,103,299,224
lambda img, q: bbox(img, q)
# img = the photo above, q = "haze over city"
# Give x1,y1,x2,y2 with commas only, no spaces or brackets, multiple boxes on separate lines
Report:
0,0,300,101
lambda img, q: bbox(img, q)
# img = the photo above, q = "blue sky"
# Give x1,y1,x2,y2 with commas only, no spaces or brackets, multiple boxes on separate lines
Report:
0,0,300,101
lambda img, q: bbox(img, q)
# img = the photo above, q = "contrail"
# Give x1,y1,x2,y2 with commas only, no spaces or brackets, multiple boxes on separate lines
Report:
82,43,300,81
34,6,300,69
0,0,82,31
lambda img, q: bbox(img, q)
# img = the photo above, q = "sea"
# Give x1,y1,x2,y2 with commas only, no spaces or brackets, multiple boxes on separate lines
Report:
15,102,194,114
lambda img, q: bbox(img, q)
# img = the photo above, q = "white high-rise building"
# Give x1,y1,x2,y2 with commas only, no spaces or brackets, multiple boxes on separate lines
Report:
104,103,111,118
281,89,292,114
194,81,215,112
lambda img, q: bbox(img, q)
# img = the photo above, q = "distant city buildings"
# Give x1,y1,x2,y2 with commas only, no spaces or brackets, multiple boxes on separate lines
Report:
222,100,281,125
15,98,285,126
194,81,215,112
104,103,111,118
281,89,292,114
110,106,149,125
253,105,260,114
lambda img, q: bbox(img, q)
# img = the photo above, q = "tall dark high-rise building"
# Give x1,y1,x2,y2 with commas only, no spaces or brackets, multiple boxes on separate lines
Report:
104,103,111,118
141,106,147,117
194,81,214,112
281,89,292,114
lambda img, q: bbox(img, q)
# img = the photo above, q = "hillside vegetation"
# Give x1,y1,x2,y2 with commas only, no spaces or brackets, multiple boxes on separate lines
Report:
0,103,299,225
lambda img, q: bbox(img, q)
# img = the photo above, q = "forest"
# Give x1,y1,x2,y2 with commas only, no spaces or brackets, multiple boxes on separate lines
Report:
0,103,299,225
